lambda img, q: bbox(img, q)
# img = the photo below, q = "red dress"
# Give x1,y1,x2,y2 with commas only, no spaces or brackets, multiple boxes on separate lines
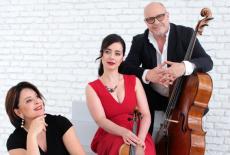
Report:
89,75,156,155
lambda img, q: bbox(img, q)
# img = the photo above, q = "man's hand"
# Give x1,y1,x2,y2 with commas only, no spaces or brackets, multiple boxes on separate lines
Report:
146,61,185,87
145,63,166,85
164,61,186,79
145,63,174,87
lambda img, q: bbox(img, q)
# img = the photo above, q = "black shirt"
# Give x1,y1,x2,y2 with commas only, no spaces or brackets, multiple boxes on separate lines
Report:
7,114,73,155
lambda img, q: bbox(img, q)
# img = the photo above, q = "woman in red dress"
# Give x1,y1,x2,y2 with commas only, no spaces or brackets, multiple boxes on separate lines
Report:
85,34,156,155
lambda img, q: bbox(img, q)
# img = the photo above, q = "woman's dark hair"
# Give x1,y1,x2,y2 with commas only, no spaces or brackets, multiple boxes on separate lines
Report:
5,81,44,128
96,34,126,76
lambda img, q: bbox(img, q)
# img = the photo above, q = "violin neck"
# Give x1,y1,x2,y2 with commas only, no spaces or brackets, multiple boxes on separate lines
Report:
130,145,135,155
132,121,138,135
129,121,138,155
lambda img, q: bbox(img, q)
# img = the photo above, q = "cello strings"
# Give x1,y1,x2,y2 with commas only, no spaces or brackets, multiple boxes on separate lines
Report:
161,30,197,131
164,31,197,123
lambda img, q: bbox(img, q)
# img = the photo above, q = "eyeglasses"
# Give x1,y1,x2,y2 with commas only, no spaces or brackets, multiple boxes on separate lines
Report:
144,13,166,24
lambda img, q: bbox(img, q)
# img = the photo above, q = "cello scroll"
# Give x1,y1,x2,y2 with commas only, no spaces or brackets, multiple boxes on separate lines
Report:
196,8,214,35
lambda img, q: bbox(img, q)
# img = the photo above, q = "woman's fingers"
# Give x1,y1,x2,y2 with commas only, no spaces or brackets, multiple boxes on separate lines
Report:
123,131,141,146
30,115,48,133
126,138,136,146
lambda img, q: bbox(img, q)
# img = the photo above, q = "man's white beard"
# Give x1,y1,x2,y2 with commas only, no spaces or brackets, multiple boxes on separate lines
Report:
152,26,169,38
152,30,166,38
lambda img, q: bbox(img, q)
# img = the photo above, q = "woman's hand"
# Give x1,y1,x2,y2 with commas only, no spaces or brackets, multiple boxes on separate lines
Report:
136,144,145,155
121,128,140,146
137,138,146,150
28,115,47,137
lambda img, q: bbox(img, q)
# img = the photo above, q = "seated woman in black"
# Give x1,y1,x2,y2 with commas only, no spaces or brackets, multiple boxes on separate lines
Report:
5,81,86,155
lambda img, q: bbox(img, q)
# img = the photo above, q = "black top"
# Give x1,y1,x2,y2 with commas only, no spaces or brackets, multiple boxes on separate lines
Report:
7,114,73,155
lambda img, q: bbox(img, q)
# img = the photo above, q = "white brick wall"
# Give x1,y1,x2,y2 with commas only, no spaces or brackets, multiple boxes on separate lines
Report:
0,0,229,155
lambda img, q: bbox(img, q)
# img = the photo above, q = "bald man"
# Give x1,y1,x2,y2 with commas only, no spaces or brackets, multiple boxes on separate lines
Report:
119,2,213,135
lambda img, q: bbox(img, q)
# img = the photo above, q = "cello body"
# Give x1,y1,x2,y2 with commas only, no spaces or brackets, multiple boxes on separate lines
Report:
156,72,213,155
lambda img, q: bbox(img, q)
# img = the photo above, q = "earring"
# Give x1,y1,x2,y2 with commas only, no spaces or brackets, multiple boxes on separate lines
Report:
21,118,24,128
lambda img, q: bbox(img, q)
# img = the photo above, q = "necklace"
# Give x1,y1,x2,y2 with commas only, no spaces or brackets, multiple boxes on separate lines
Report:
105,85,118,93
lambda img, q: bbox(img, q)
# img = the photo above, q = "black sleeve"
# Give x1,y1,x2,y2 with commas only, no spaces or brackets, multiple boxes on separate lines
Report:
119,36,145,79
183,27,213,72
6,132,26,151
55,115,73,137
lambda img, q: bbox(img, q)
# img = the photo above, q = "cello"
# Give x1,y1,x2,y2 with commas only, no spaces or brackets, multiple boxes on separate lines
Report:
119,108,143,155
155,8,213,155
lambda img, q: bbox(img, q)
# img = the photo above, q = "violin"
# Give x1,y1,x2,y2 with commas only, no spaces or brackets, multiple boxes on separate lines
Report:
119,108,143,155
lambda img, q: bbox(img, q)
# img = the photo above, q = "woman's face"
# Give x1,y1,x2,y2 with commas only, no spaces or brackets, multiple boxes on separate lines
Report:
101,42,124,72
14,88,45,121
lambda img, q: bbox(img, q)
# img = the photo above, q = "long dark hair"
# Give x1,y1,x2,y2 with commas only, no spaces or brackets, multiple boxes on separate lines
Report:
5,81,45,128
96,34,126,76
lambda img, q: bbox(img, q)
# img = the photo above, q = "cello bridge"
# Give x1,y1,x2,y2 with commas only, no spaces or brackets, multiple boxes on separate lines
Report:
166,119,179,123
